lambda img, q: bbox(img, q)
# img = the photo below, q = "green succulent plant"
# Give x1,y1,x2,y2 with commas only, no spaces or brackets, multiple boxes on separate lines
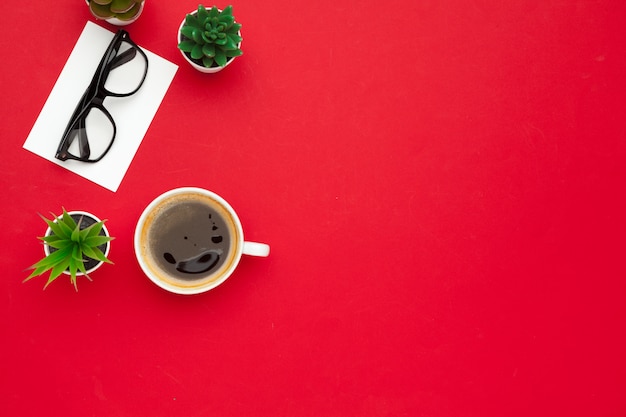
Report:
178,5,243,68
25,209,113,291
88,0,143,21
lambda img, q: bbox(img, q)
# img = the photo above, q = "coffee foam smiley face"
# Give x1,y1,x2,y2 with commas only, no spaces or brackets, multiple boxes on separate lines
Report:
159,207,229,276
148,198,237,285
135,187,270,295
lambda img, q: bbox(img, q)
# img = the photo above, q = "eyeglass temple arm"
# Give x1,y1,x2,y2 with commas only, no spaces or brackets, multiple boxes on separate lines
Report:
76,116,91,159
56,88,92,160
74,90,93,159
107,48,138,71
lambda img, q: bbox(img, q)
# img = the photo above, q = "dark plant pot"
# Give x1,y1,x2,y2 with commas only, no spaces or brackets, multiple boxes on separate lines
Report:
43,211,111,275
177,9,242,73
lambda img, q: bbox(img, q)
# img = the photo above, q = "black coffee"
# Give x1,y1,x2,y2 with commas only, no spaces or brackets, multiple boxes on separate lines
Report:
147,198,233,281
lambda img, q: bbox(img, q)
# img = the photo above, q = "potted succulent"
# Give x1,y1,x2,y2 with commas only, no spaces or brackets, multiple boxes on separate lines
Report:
24,209,113,291
87,0,145,26
177,5,243,73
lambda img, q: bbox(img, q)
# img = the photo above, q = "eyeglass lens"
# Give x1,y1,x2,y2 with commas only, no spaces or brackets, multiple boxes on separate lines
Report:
104,39,147,95
64,108,115,161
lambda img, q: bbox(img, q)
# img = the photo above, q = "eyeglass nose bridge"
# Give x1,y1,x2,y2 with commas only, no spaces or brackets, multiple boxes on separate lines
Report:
91,95,106,107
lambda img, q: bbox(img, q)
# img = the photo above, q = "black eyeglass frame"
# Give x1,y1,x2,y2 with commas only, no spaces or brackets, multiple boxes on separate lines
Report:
55,30,148,163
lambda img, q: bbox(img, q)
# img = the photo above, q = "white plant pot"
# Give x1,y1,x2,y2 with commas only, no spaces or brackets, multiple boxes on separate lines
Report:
178,10,242,73
86,0,145,26
43,211,111,277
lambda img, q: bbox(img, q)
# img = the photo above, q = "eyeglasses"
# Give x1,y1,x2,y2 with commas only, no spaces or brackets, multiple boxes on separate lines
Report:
55,30,148,163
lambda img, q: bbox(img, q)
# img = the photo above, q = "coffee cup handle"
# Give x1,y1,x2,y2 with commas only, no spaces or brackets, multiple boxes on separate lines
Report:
243,241,270,257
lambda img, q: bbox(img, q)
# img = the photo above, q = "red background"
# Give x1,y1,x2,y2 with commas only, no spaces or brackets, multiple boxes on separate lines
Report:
2,1,626,416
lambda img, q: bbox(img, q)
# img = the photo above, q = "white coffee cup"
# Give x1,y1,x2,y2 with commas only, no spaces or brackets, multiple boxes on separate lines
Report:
134,187,269,294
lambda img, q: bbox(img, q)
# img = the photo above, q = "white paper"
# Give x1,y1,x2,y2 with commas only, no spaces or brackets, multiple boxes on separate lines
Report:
23,21,178,192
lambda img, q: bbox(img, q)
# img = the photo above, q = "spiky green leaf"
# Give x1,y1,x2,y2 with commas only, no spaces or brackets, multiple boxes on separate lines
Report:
81,245,111,264
46,215,70,239
82,220,105,238
43,273,61,290
69,263,79,291
61,209,78,229
77,260,89,276
42,234,63,244
28,246,73,271
71,223,82,243
49,257,72,282
72,245,83,262
45,239,74,250
24,264,51,281
84,236,112,248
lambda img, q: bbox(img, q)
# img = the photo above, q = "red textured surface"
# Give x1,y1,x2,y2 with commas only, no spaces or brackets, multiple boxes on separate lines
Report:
2,1,626,416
